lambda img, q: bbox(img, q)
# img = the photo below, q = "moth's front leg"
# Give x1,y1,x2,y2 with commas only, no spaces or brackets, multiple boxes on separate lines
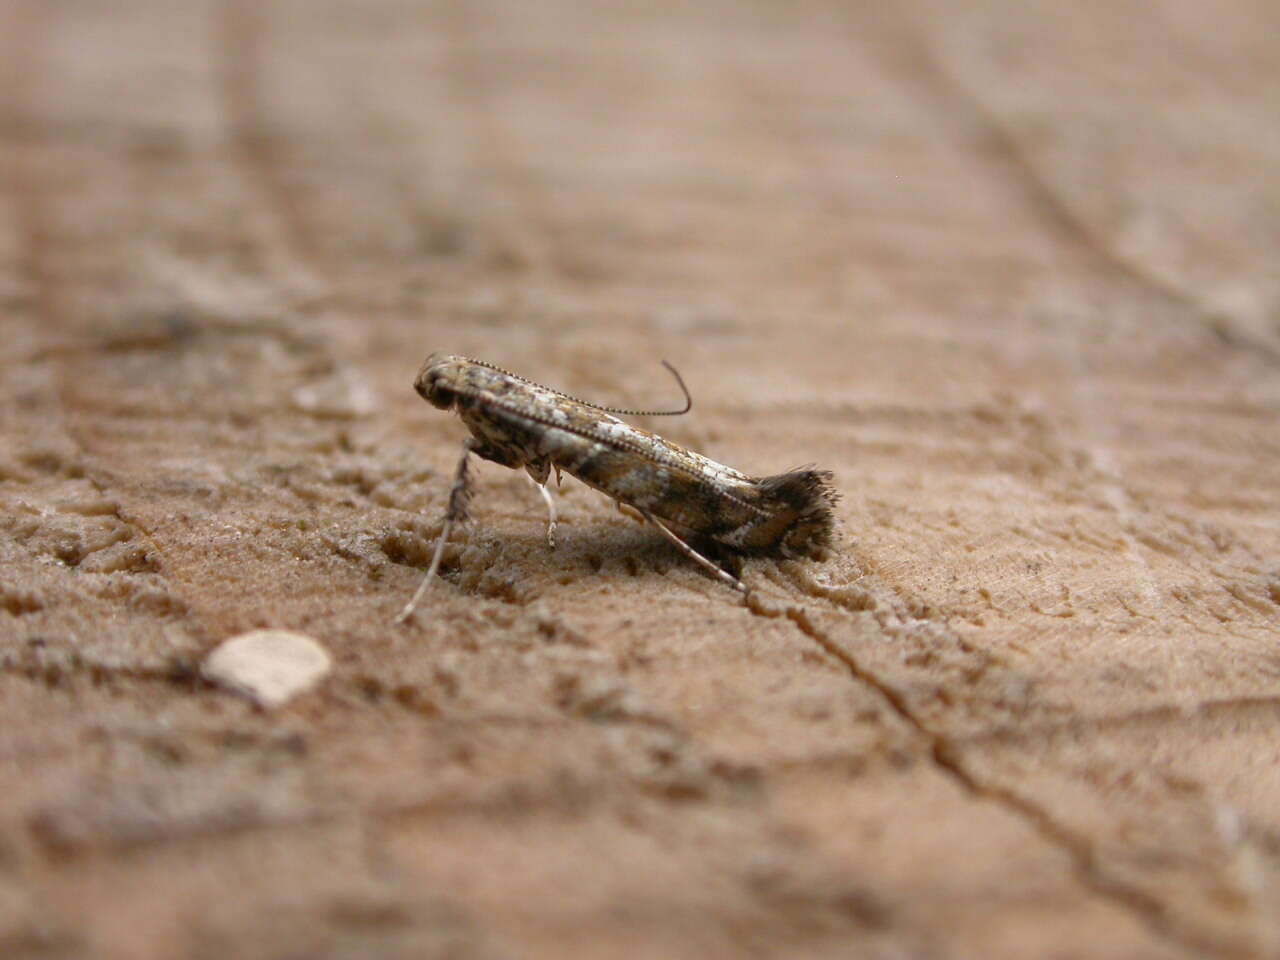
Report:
396,437,476,623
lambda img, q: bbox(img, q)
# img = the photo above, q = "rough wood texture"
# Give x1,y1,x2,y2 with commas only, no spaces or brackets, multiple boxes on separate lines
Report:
2,1,1278,957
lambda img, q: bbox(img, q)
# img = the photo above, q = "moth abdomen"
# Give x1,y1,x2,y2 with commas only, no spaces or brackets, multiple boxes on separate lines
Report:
727,469,839,559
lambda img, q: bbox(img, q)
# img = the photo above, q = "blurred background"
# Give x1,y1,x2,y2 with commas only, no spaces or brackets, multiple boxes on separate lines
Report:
2,1,1278,957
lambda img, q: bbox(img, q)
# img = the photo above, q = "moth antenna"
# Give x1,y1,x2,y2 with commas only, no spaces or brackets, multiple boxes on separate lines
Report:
462,357,693,417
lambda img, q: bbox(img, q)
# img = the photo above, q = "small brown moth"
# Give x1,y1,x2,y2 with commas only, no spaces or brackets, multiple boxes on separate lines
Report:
396,355,838,621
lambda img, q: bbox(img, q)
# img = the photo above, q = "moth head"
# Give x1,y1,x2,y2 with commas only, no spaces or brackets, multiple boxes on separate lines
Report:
414,354,461,410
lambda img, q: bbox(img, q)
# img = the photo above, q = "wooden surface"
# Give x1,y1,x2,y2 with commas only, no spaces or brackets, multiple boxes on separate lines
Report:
2,1,1279,957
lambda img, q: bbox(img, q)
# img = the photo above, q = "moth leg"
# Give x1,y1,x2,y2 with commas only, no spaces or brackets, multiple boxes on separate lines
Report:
396,438,475,623
615,501,645,524
527,475,557,548
640,509,749,598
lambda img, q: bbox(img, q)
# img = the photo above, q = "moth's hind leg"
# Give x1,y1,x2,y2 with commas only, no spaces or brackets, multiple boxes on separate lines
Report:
701,538,745,581
640,509,749,599
396,438,476,623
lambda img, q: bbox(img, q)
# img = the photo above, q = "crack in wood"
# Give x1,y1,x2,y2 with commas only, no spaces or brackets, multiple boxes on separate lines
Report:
861,6,1280,366
754,591,1258,959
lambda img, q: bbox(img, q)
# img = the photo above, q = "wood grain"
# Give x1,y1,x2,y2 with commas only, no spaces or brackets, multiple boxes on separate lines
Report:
2,1,1278,957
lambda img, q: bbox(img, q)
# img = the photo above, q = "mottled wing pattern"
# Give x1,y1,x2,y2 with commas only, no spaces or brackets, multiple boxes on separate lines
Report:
415,355,839,562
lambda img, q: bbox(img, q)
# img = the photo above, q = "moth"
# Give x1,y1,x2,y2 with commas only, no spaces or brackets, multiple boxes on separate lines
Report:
396,355,838,621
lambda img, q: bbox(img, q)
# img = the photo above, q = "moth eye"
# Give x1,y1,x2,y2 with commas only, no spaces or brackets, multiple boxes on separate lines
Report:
415,370,457,409
426,383,456,409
